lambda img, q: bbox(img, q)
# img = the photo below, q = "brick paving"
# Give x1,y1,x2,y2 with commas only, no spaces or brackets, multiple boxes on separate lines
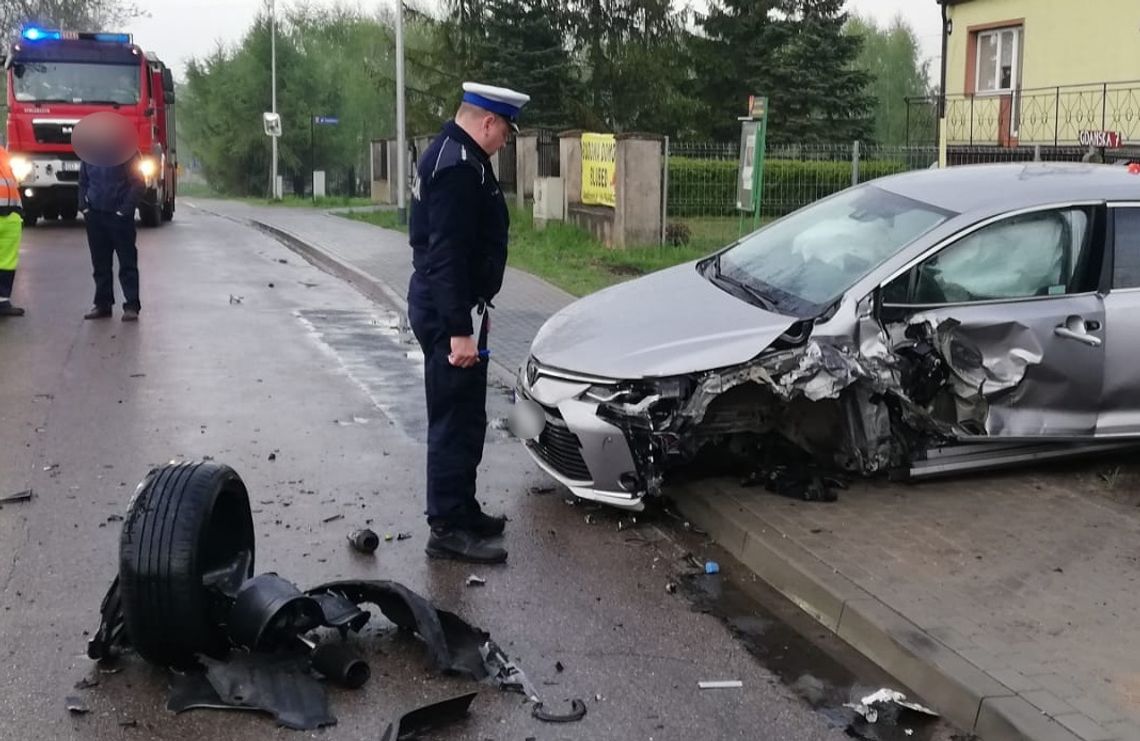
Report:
194,199,1140,740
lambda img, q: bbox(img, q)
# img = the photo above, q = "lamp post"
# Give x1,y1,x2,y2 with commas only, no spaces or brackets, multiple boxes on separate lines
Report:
270,0,279,198
395,0,407,223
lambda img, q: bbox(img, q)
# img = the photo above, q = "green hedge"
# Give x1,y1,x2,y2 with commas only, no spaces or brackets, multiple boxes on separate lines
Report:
667,156,913,219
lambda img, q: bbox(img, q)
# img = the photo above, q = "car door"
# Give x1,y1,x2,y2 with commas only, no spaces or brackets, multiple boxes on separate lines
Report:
878,204,1106,438
1097,203,1140,435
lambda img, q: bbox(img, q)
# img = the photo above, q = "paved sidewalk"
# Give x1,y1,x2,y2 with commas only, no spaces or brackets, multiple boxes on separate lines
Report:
192,200,1140,741
192,198,574,383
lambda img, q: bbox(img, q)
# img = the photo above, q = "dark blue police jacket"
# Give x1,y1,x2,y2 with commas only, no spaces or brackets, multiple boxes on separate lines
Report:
409,120,509,338
78,153,146,215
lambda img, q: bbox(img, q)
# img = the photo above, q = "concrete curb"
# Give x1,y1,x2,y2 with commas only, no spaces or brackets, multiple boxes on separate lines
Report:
238,213,520,390
673,486,1085,741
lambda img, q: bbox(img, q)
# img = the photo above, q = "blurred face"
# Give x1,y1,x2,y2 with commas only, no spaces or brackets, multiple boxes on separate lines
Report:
72,112,136,166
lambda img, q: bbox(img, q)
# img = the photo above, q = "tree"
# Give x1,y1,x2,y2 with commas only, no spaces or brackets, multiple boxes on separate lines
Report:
691,0,790,142
1,0,144,43
693,0,874,143
463,0,581,129
845,14,931,145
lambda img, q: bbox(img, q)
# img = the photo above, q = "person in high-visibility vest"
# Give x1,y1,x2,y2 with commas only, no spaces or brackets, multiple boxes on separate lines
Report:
0,145,25,317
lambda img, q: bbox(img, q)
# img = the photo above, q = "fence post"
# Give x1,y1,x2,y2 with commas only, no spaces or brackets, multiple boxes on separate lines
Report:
851,140,861,186
1034,144,1042,162
660,136,669,246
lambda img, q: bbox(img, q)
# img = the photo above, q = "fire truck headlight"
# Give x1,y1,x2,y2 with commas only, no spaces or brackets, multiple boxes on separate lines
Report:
138,157,158,178
10,156,33,181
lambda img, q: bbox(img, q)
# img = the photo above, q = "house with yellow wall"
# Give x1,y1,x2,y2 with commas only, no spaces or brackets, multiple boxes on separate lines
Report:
920,0,1140,152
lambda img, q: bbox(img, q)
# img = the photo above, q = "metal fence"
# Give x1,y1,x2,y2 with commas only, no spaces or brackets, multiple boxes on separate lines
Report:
665,142,938,250
537,128,560,177
907,81,1140,147
498,135,518,193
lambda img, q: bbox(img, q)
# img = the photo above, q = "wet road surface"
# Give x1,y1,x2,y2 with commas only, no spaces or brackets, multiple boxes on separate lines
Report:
0,207,963,740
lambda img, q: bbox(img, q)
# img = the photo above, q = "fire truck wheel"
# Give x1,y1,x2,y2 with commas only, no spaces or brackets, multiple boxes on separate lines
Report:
139,201,162,227
118,461,256,667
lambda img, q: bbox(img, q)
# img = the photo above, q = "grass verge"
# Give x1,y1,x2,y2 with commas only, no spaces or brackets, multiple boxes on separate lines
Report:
347,206,714,297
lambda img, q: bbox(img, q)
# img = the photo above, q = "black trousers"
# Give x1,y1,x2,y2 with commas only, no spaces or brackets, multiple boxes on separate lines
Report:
85,210,140,311
408,275,488,527
0,270,12,300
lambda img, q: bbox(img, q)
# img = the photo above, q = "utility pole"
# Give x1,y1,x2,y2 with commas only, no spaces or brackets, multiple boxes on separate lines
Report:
270,0,279,198
395,0,407,223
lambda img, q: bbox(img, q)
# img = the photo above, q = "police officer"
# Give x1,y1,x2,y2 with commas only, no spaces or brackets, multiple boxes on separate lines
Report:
0,144,25,317
408,82,529,564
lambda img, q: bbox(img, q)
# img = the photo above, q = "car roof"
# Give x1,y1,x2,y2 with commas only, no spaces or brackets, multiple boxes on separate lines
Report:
875,162,1140,217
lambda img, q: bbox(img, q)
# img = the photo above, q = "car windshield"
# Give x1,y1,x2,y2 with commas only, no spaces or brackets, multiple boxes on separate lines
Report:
714,185,951,311
13,62,140,105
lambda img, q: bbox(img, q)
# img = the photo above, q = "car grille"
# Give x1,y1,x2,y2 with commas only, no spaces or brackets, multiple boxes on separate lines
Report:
532,420,592,482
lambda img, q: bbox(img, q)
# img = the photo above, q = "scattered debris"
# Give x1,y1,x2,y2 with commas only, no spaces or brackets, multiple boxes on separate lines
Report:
532,699,588,723
742,463,847,502
65,695,90,714
106,514,123,523
129,373,146,378
322,514,344,524
228,295,243,304
347,529,380,554
396,532,412,541
277,258,288,264
118,720,138,728
665,582,677,594
555,661,564,673
698,680,743,689
466,575,486,587
267,283,275,288
528,485,556,495
380,692,477,741
268,453,277,461
704,561,720,575
74,677,100,690
584,514,595,525
844,688,939,724
0,489,34,505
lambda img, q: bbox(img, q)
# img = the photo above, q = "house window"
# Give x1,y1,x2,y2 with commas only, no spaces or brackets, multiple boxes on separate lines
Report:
976,27,1021,93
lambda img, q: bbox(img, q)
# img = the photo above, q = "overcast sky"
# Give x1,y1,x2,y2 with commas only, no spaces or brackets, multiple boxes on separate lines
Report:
122,0,944,81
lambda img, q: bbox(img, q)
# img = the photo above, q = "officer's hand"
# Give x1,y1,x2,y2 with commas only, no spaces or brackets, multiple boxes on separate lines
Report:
449,335,479,368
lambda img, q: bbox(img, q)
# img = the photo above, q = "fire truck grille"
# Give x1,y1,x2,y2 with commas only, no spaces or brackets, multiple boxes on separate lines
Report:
33,123,74,145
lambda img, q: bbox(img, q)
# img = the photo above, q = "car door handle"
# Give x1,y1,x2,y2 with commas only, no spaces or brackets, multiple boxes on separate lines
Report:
1054,326,1102,347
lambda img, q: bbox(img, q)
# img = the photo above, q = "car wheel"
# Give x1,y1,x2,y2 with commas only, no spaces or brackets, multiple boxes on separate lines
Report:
118,461,255,667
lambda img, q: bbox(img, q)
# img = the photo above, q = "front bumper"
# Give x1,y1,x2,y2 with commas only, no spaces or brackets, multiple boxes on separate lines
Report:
515,364,646,511
13,155,80,212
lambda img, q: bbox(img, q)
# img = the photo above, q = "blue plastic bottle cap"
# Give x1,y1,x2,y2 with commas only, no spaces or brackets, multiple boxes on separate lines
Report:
704,561,720,575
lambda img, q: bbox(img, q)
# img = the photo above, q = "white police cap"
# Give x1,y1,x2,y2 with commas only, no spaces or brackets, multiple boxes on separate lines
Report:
462,82,531,131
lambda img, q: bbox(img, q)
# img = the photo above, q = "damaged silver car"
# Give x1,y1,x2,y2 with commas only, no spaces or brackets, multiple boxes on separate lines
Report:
514,163,1140,509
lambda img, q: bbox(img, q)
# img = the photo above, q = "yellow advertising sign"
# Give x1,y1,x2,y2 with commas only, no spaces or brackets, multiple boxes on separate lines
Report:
581,132,616,208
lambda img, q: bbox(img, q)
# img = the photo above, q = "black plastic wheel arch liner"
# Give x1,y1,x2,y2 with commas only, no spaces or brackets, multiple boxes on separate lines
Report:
306,580,490,679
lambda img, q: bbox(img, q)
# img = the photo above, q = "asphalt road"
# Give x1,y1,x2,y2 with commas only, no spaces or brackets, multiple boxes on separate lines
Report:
0,207,955,740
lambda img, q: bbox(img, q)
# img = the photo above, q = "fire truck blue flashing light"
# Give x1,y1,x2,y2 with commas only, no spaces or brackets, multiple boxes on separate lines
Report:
92,33,131,43
22,28,61,41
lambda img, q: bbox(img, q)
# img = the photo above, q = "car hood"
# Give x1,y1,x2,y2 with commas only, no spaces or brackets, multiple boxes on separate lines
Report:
529,262,798,379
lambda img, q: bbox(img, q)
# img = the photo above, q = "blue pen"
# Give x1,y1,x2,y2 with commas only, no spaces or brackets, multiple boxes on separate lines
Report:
479,349,491,360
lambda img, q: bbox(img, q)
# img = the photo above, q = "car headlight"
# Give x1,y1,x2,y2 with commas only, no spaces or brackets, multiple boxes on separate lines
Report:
9,156,33,181
138,157,158,178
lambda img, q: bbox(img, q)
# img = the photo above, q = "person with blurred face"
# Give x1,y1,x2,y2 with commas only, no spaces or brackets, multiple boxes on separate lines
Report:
406,82,529,564
75,113,146,322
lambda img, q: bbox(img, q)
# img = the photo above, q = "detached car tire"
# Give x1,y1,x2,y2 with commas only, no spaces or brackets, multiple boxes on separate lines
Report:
118,461,255,667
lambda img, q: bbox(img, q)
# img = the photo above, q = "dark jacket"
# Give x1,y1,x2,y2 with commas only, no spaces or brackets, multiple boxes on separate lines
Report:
78,154,146,216
408,120,509,337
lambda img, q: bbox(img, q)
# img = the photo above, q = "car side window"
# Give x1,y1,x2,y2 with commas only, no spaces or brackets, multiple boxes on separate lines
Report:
1112,208,1140,289
885,208,1092,305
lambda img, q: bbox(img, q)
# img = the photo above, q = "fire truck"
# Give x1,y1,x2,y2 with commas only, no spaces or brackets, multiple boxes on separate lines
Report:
2,27,177,227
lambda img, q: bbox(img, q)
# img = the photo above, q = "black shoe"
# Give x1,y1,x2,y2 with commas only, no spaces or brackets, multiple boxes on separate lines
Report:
467,510,507,537
122,309,139,322
0,303,24,317
425,527,507,564
84,307,112,320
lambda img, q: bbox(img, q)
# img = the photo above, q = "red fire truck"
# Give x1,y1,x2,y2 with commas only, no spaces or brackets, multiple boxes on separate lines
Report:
2,27,177,227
